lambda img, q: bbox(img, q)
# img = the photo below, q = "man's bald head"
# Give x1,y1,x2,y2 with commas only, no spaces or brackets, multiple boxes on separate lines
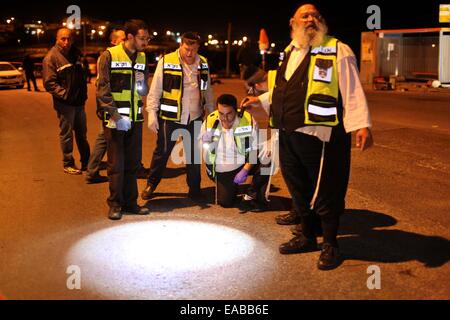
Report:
110,29,126,46
56,28,73,52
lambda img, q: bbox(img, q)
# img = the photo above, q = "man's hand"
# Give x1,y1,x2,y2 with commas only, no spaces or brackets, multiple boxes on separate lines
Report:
201,130,213,144
355,127,373,151
233,168,249,185
135,71,144,83
116,117,132,131
240,96,262,109
147,111,159,133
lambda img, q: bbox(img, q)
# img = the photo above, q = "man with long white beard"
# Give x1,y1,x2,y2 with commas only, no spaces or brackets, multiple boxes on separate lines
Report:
242,4,373,270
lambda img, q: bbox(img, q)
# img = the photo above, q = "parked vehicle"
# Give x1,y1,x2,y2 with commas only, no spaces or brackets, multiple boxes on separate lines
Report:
0,62,25,89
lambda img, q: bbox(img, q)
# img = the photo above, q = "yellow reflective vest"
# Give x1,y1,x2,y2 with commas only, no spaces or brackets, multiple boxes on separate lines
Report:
268,36,340,126
160,50,210,121
105,44,146,125
204,110,253,179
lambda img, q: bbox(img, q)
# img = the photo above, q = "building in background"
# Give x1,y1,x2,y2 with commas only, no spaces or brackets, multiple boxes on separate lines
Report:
360,28,450,86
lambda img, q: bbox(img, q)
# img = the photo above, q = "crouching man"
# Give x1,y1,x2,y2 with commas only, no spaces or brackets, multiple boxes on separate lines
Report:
200,94,269,212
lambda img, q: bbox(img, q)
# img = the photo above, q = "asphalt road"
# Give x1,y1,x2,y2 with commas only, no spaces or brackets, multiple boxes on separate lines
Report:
0,79,449,300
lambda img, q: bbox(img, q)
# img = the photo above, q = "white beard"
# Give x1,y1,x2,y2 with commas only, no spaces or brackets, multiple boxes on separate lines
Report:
291,22,328,48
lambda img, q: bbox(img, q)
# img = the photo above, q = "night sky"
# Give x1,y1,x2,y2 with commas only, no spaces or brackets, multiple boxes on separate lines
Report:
2,0,447,49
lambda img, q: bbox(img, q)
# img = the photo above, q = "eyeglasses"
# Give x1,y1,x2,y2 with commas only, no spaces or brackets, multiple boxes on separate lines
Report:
299,12,322,21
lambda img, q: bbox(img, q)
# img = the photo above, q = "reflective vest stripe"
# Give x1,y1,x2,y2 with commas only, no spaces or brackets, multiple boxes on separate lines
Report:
118,107,142,114
57,64,73,72
307,104,337,116
160,104,178,113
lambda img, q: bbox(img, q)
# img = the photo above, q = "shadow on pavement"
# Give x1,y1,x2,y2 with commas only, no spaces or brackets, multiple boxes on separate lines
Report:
340,209,450,268
162,167,186,179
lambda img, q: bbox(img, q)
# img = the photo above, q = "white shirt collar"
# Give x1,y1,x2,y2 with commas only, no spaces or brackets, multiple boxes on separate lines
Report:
289,39,310,51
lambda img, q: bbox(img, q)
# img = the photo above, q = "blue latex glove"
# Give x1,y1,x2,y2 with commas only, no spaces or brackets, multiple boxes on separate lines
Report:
116,117,132,131
233,168,249,185
202,130,213,143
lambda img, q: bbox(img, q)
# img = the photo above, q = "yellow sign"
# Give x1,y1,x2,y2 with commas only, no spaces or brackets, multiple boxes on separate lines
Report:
440,4,450,23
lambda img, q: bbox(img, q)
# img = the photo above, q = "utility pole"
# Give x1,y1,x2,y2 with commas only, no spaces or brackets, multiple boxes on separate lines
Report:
82,21,86,56
226,22,232,78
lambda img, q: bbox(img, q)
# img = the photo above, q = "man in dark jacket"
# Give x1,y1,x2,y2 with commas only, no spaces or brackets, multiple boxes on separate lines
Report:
23,54,40,92
43,28,90,175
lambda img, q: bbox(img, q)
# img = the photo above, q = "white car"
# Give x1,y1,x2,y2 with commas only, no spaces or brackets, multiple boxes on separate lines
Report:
0,62,25,89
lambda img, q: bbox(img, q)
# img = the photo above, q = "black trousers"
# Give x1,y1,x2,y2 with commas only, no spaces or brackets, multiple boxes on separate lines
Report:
25,72,38,91
104,122,142,209
216,164,270,208
86,125,107,178
54,104,90,168
147,117,201,193
279,127,351,246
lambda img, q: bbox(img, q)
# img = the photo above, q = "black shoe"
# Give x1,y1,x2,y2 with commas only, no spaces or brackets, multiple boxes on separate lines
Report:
141,184,156,200
108,207,122,220
123,205,150,215
279,233,319,254
250,200,269,213
137,167,150,179
317,243,342,270
238,199,254,214
85,173,108,184
81,165,88,172
275,209,301,225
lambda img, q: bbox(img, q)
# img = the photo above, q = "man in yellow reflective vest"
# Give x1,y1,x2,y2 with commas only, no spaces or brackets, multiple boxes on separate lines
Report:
85,28,126,184
97,19,151,220
200,94,269,210
243,4,373,270
142,32,214,202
